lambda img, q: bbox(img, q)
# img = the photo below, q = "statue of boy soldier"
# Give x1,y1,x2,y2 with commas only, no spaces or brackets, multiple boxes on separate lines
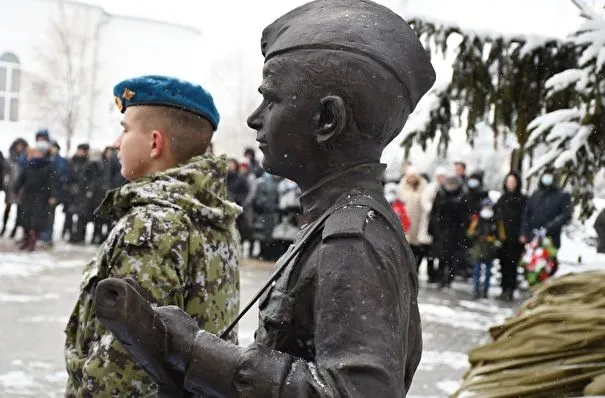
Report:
94,0,435,396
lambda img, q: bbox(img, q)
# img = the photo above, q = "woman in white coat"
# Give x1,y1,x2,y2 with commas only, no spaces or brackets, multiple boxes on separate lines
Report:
399,166,428,269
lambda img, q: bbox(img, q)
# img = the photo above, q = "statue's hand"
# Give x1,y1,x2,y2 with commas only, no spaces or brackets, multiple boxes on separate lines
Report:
94,278,199,396
155,305,201,374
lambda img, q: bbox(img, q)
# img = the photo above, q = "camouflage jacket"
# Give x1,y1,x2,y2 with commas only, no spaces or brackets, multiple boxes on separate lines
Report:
64,154,241,397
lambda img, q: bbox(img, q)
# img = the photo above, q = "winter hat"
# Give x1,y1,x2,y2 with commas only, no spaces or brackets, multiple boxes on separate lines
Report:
480,198,494,208
35,129,50,141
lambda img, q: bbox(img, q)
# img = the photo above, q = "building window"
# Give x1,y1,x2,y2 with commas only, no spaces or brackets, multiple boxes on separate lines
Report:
0,52,21,122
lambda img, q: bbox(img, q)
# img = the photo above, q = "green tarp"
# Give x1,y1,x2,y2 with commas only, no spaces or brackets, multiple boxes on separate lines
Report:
452,271,605,398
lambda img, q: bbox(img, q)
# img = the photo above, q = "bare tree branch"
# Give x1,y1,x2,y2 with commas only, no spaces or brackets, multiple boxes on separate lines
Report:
28,0,101,155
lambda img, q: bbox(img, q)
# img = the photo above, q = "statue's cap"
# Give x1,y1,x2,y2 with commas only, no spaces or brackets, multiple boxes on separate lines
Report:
261,0,436,112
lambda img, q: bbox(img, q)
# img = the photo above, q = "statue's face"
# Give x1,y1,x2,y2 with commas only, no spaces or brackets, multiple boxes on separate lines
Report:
247,58,317,179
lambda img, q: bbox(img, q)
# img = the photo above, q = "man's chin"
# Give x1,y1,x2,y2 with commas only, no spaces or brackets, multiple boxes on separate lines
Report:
120,167,132,181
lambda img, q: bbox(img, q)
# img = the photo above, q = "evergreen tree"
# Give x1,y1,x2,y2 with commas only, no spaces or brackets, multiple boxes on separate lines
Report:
402,0,603,218
526,0,604,218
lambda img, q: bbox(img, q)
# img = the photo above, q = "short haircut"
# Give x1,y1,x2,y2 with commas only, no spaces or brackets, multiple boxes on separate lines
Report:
139,106,214,163
454,161,466,170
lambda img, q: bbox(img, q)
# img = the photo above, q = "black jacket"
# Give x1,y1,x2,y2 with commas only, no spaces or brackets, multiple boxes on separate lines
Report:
66,155,98,215
227,172,249,206
431,186,470,256
15,158,58,230
521,185,572,248
495,192,527,240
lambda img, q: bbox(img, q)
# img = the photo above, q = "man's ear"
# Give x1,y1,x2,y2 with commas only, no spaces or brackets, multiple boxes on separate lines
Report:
314,95,346,145
150,130,166,159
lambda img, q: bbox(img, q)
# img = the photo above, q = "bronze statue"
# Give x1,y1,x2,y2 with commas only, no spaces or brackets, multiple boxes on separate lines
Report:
94,0,436,396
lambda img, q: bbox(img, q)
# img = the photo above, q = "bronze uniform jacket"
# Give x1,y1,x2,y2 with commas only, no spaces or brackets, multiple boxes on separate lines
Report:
185,164,422,397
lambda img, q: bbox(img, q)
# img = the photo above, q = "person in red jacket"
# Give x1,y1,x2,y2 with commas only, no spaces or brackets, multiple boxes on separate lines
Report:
385,182,411,233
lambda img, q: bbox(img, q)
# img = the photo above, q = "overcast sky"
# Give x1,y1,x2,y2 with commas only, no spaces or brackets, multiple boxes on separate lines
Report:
74,0,589,157
78,0,584,38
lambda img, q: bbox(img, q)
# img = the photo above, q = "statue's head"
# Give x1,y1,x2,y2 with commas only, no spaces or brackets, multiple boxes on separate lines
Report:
247,0,435,182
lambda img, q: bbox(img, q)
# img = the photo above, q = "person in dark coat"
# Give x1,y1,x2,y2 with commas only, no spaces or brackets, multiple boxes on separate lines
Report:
252,171,280,260
595,208,605,254
494,171,527,301
457,171,489,278
239,159,259,250
40,140,69,245
93,1,435,395
14,141,58,251
2,138,28,237
87,150,105,244
467,198,507,299
0,150,5,194
227,158,251,241
92,146,126,244
431,172,470,288
64,144,97,243
244,147,263,177
465,171,489,217
520,168,572,249
102,146,126,189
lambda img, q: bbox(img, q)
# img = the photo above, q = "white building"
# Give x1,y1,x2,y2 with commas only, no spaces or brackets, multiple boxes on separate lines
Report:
0,0,202,156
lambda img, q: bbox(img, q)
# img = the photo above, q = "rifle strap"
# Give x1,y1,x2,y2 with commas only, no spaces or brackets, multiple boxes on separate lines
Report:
220,193,404,339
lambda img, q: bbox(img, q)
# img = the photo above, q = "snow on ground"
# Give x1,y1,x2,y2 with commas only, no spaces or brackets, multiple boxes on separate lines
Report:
557,197,605,273
0,196,602,396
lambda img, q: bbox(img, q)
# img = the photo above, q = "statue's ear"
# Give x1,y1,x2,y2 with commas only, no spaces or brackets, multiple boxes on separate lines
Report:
314,95,346,145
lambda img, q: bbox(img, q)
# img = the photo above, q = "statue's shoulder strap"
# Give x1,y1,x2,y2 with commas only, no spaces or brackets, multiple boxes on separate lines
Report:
218,198,345,340
322,193,406,244
219,192,405,340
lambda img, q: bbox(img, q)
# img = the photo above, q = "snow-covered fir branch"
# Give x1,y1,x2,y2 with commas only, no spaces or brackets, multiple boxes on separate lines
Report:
526,0,605,219
400,0,603,219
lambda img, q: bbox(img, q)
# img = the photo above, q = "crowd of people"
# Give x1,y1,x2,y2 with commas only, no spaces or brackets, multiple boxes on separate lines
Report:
384,160,572,300
226,147,303,261
225,151,575,301
0,129,126,251
0,130,574,302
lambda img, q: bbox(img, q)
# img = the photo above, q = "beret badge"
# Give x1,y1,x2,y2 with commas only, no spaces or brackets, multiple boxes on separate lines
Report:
114,96,123,112
114,88,135,112
122,88,136,100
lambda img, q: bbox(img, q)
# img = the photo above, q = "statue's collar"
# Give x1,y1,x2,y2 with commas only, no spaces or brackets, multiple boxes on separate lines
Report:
299,163,386,225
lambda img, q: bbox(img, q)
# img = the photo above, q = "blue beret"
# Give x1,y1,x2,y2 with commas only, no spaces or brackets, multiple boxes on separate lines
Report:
113,75,220,130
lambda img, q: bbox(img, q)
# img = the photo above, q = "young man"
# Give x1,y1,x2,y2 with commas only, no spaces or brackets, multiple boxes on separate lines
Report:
64,75,241,397
95,1,435,396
